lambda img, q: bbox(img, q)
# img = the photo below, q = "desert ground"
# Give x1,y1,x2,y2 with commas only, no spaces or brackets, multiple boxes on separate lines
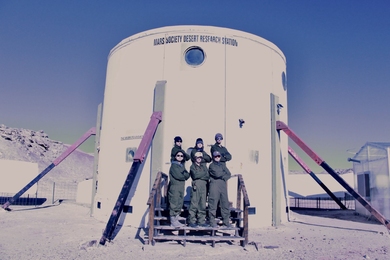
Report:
0,201,389,260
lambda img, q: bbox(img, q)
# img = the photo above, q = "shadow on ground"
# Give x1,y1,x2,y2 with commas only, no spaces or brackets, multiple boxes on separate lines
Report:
291,209,382,225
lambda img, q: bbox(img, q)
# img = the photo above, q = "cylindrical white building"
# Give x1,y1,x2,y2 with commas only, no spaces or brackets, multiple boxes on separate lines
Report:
93,25,288,230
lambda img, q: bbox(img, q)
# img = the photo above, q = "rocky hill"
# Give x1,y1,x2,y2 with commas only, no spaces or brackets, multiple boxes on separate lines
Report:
0,124,353,202
0,124,94,197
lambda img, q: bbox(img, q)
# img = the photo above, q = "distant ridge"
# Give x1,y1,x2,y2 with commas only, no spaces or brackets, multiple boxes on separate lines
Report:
0,124,352,181
0,124,93,186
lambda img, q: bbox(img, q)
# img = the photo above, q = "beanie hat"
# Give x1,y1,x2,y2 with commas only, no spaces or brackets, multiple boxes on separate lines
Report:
215,133,223,141
174,136,182,142
196,138,203,145
195,152,203,158
175,150,184,157
213,151,221,157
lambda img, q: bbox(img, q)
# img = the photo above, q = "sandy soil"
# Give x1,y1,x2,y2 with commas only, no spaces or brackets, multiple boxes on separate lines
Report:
1,202,389,260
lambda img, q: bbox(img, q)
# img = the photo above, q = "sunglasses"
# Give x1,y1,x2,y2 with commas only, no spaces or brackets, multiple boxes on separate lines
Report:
214,155,221,158
176,154,184,157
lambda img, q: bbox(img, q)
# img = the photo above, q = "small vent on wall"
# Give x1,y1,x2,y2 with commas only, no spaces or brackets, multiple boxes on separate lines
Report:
248,207,256,215
250,150,259,164
123,205,133,213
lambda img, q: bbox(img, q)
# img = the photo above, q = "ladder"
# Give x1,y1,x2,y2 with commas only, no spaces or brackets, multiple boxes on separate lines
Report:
146,172,250,247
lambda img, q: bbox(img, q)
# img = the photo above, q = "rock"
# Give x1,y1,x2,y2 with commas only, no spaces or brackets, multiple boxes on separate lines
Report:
0,125,93,186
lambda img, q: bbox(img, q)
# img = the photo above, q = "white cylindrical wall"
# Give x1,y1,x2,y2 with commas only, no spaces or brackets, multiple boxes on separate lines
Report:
94,26,288,229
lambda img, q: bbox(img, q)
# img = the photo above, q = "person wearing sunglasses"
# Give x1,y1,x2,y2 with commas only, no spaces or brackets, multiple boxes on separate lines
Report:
188,152,210,228
168,150,190,228
170,136,190,163
208,150,232,228
210,133,232,165
190,138,211,164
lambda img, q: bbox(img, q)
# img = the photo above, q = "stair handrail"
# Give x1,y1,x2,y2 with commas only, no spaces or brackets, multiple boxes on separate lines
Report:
147,171,168,245
232,173,250,246
147,171,168,206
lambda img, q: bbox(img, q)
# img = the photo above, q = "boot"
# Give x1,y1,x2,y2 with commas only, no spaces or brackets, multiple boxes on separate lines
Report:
209,218,218,228
170,216,184,228
175,215,186,227
222,222,233,228
177,215,186,221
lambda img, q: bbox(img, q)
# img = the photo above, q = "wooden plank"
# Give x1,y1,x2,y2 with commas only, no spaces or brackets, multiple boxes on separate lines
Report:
154,207,167,211
236,178,242,210
148,198,154,245
152,235,244,241
153,226,240,231
242,206,249,246
153,217,168,221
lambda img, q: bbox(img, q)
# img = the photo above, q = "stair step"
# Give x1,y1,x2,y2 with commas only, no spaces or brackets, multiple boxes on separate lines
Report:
154,216,168,220
153,235,244,242
153,207,243,213
153,225,240,231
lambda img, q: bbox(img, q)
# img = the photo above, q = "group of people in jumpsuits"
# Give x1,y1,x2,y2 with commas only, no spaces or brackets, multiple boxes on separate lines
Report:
168,133,233,228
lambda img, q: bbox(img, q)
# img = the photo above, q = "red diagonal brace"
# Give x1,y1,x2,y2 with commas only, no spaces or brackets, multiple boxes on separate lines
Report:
99,111,162,245
2,127,96,210
276,121,323,165
288,146,347,210
278,121,390,231
134,111,162,163
53,127,96,165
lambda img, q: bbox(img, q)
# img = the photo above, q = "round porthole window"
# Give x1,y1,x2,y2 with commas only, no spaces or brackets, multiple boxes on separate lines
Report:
184,46,205,67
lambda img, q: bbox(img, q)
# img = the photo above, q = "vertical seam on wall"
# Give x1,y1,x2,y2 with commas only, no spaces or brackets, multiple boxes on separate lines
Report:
162,33,167,79
224,35,227,146
271,48,274,93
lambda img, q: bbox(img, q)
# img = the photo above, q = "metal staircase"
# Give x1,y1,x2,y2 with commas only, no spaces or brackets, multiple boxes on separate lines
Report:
146,172,250,247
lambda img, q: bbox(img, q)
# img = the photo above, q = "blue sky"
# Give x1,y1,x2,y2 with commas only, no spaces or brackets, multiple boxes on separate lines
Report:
1,1,389,171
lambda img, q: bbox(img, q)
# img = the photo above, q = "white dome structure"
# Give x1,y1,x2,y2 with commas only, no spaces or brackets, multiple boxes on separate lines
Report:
93,25,288,229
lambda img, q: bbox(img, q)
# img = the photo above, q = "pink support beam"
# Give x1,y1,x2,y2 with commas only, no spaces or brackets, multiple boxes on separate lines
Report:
2,127,96,210
288,146,347,210
288,147,312,173
278,121,390,231
99,111,162,245
53,127,96,165
276,121,323,165
134,111,162,162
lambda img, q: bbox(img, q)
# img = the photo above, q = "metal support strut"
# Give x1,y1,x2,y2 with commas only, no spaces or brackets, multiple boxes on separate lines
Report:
99,111,162,245
277,121,390,231
288,146,347,209
2,127,96,210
